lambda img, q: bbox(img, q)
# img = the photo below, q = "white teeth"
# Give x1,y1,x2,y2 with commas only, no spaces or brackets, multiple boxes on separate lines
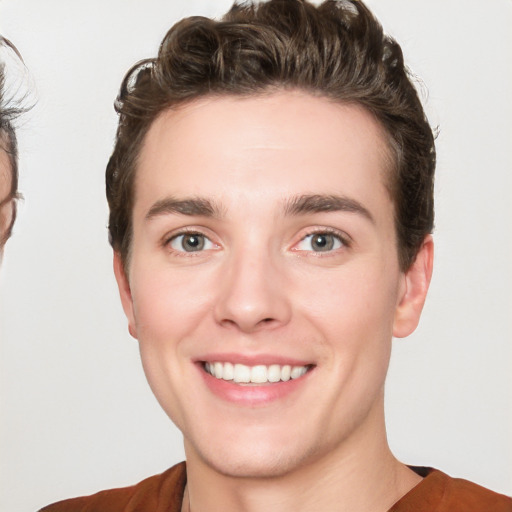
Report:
233,364,251,383
250,365,268,384
205,361,309,384
214,362,223,379
223,362,234,380
267,364,281,383
291,366,307,379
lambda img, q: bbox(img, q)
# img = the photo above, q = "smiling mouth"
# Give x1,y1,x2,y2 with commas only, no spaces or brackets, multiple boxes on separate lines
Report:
203,361,314,384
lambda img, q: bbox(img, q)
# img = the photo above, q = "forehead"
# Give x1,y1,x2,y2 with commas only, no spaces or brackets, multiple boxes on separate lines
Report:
134,92,392,213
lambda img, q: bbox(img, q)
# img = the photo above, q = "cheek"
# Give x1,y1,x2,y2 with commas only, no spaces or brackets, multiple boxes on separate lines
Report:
296,263,399,354
0,200,13,236
129,268,212,425
131,266,214,342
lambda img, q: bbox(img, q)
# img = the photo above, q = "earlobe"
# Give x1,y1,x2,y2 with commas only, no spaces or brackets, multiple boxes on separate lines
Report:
393,235,434,338
113,251,138,339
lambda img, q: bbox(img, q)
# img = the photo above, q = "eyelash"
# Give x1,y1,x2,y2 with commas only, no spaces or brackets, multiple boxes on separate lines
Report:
163,227,350,257
293,228,351,254
163,228,217,255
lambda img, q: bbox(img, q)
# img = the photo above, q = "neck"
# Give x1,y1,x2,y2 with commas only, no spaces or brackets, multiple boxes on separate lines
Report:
182,396,422,512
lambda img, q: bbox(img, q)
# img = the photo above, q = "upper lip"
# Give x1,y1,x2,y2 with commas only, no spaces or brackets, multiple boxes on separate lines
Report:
194,352,314,367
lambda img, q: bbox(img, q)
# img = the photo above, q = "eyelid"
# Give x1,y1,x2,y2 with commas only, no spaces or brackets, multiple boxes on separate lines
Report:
162,226,220,253
291,227,352,253
171,234,214,252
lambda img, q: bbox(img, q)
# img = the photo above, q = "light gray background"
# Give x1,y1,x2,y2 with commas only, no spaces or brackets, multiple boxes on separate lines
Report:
1,1,511,511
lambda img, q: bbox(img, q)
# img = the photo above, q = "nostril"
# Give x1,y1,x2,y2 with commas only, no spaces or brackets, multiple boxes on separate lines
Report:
220,319,237,328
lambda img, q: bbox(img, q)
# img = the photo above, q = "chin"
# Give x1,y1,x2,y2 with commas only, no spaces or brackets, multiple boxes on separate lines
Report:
186,432,321,480
203,450,305,480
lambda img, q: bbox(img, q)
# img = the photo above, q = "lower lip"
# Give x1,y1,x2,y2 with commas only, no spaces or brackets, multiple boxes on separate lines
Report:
198,365,312,406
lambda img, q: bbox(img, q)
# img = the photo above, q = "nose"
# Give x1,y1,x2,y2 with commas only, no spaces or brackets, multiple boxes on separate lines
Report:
214,247,292,333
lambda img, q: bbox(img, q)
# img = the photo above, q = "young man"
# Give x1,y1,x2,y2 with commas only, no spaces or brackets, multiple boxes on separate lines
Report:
0,37,21,253
41,1,511,510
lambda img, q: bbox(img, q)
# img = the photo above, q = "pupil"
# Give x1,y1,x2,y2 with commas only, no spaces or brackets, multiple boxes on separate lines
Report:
313,234,333,251
184,235,203,251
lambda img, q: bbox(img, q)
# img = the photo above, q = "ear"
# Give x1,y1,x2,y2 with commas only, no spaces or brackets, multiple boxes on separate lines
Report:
113,251,138,339
393,235,434,338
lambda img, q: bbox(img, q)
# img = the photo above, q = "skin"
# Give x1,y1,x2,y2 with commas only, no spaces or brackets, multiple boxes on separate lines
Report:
0,146,13,251
114,91,433,512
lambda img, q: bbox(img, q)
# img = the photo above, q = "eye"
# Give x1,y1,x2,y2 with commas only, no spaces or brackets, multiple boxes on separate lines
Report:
295,232,345,252
169,233,215,252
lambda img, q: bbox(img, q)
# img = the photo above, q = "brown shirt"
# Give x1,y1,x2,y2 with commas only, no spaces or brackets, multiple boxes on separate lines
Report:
39,462,512,512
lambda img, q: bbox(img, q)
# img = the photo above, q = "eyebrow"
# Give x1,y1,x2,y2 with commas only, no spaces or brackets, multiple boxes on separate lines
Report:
145,193,374,223
145,196,224,220
283,194,374,223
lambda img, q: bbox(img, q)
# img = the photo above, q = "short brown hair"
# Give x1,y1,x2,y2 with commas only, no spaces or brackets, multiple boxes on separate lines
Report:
107,0,435,270
0,36,24,247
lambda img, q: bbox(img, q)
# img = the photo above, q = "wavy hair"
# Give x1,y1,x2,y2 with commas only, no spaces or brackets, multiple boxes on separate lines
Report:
106,0,435,270
0,36,26,246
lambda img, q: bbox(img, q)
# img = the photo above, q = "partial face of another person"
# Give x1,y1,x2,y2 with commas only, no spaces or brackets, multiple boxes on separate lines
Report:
0,146,13,249
115,92,432,479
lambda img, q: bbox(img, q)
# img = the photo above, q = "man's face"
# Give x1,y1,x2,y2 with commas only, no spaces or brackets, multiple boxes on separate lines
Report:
115,92,431,478
0,146,13,248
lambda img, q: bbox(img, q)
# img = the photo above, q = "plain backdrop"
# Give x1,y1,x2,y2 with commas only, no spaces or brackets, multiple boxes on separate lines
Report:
0,1,511,510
